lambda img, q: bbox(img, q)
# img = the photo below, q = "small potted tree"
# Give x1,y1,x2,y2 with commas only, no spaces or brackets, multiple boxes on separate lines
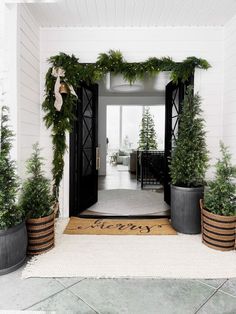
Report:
169,86,208,234
200,142,236,251
0,106,27,275
19,143,54,255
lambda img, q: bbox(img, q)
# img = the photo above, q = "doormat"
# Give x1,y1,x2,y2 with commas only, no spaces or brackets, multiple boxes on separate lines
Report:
63,217,177,235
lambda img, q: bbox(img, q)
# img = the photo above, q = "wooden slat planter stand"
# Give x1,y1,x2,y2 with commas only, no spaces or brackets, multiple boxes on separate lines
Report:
200,199,236,251
26,211,55,255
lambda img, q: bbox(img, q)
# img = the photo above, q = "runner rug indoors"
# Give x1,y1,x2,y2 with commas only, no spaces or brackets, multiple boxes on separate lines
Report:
64,217,177,235
22,219,236,279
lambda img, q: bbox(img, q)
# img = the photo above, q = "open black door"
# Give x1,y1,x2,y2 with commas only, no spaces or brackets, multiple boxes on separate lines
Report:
164,77,193,205
69,83,99,216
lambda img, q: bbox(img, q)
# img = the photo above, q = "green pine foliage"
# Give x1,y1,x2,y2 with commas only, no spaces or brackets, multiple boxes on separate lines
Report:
0,106,22,230
42,51,210,199
169,86,209,187
19,143,53,219
138,107,158,150
204,143,236,216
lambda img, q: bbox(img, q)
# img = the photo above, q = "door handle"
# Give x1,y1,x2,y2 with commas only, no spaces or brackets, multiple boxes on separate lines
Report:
96,147,100,170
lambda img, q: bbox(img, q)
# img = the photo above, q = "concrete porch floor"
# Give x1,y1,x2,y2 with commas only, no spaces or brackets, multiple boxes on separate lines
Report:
0,264,235,313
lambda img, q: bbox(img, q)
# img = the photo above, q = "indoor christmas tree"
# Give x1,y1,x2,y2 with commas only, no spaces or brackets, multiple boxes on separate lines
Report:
138,107,158,150
0,106,22,229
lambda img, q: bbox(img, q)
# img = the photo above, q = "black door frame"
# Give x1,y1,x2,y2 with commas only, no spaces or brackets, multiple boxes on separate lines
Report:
69,75,194,219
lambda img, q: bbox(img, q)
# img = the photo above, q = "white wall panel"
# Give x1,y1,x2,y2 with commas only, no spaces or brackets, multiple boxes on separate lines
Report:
18,5,40,178
224,15,236,164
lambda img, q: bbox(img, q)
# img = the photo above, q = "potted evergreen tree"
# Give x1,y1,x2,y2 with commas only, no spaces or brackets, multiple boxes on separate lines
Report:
169,86,208,234
200,143,236,251
19,143,54,255
0,106,27,275
138,107,158,151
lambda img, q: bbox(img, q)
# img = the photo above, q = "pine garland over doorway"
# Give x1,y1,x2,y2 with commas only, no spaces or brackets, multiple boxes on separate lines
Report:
42,50,210,200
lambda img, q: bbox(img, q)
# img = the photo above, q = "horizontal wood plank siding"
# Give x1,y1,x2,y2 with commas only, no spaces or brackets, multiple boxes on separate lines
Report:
18,5,40,178
224,16,236,164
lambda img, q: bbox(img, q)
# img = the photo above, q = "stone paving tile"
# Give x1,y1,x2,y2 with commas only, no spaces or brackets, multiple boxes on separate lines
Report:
0,311,53,313
69,278,216,314
219,278,236,297
55,277,84,288
28,289,97,314
198,290,236,314
197,279,227,289
0,265,64,311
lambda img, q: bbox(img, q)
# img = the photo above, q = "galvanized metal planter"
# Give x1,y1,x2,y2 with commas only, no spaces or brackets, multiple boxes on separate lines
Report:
200,199,236,251
0,222,27,275
171,185,203,234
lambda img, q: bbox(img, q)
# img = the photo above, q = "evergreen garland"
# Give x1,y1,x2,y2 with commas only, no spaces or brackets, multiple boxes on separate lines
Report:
0,106,22,229
169,86,209,187
204,143,236,216
42,50,210,199
138,107,158,150
19,143,53,219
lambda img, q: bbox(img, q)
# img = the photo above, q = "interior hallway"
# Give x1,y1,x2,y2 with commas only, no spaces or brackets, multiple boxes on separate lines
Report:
81,163,170,217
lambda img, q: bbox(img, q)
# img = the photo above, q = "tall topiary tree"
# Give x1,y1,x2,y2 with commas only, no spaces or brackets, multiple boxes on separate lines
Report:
204,142,236,216
169,86,208,187
19,143,53,219
0,106,22,229
138,107,158,150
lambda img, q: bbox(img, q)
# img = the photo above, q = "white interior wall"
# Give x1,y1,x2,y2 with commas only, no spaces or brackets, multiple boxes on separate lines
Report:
223,16,236,165
40,27,224,216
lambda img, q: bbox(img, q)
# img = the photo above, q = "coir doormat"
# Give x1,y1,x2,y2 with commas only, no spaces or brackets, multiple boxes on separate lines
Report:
64,217,177,235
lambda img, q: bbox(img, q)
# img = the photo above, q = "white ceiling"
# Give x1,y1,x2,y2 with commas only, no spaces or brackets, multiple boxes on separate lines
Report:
26,0,236,28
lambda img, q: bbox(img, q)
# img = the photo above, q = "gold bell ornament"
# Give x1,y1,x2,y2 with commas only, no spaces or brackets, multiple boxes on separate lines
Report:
59,82,69,94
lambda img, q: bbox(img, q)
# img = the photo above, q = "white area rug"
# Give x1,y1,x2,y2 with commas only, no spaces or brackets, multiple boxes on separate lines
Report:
82,189,169,216
22,219,236,279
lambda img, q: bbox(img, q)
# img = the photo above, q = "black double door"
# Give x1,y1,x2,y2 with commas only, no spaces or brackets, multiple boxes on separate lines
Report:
69,83,98,216
70,77,193,216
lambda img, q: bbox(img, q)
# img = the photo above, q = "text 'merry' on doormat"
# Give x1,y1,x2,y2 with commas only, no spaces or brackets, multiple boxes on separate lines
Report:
64,217,177,235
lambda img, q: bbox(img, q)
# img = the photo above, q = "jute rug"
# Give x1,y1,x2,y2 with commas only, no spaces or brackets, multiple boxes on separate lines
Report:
64,217,177,235
22,219,236,279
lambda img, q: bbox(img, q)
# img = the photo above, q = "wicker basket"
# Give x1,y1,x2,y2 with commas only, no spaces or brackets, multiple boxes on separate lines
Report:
26,211,55,255
200,199,236,251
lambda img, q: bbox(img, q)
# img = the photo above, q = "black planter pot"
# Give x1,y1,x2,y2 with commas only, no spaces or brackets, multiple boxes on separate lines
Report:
0,221,27,275
171,185,203,234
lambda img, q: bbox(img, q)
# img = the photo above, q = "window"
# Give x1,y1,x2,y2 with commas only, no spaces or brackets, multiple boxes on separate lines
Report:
106,105,165,155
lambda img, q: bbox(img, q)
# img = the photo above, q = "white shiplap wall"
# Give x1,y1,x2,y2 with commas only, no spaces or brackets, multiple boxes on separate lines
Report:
18,5,40,178
0,2,5,95
40,27,224,216
224,16,236,164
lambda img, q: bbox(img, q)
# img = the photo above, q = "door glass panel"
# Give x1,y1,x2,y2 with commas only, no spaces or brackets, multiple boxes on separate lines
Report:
82,149,93,176
83,117,92,148
83,89,93,117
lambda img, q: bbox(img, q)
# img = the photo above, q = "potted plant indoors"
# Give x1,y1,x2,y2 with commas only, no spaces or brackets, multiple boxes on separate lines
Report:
0,106,27,275
19,143,54,255
200,142,236,251
169,86,208,234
